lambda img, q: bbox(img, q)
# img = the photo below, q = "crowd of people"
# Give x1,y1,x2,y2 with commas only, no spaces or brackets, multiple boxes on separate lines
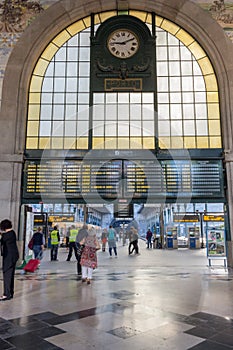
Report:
0,218,157,299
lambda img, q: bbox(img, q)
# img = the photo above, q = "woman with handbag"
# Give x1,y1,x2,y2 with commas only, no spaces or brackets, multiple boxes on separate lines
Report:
80,226,100,285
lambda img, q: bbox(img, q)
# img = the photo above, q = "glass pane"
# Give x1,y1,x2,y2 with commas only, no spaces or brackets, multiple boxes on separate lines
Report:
40,121,51,136
142,105,154,120
159,121,170,136
54,78,65,92
170,104,182,119
118,93,129,103
42,77,53,91
182,92,194,103
105,123,117,136
93,105,104,120
55,47,66,60
183,120,195,135
143,121,154,136
54,93,65,103
195,92,206,103
170,92,181,103
130,93,141,103
183,104,194,119
180,46,192,60
169,62,180,76
170,77,181,91
118,104,129,119
66,93,77,104
157,77,168,92
53,105,65,120
106,93,117,103
93,122,104,136
65,105,76,120
67,62,78,76
158,104,169,119
130,121,141,136
171,121,182,136
118,122,129,136
65,121,76,136
169,47,180,60
77,121,89,136
40,105,52,120
41,93,52,104
67,78,78,92
79,47,90,61
78,106,89,120
78,78,89,92
67,47,78,61
93,93,104,104
196,120,208,135
157,62,168,76
195,104,207,119
158,93,169,103
79,62,90,76
157,31,167,45
106,105,117,120
52,121,64,136
142,93,154,103
157,47,168,61
55,62,66,76
182,77,193,91
181,61,192,75
78,93,89,103
194,76,205,91
130,104,141,119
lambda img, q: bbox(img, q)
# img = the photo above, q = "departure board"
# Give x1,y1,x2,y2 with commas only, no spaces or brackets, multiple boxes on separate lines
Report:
23,159,224,200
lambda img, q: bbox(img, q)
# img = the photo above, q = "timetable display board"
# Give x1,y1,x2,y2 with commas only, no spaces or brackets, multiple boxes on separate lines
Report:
23,159,224,200
24,160,122,199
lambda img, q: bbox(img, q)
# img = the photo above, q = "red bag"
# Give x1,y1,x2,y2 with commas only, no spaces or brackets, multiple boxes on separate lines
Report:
23,259,40,272
28,237,34,250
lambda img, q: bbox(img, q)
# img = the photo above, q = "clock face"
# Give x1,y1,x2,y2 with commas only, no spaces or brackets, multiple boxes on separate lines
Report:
107,29,139,58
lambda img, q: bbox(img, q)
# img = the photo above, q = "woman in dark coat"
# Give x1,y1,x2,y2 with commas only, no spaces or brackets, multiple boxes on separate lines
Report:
0,219,19,301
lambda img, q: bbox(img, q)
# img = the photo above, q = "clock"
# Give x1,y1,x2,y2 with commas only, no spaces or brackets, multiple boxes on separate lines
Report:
107,29,139,59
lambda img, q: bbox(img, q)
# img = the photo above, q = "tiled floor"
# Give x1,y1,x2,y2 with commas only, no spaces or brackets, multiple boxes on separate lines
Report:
0,242,232,349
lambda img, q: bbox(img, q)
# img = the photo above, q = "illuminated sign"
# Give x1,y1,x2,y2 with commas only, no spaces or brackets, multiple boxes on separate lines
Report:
203,215,224,222
48,215,75,223
173,214,199,222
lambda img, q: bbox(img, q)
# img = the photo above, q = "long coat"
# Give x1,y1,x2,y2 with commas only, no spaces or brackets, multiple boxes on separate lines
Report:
1,230,19,272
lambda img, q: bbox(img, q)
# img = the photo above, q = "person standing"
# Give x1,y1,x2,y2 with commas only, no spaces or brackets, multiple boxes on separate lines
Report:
50,226,60,261
66,225,79,261
0,219,19,301
107,225,117,258
101,228,108,252
80,227,100,284
32,227,45,259
75,224,88,275
146,228,153,249
128,227,140,255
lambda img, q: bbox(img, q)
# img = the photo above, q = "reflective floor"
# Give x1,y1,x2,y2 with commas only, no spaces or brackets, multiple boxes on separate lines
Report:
0,241,233,349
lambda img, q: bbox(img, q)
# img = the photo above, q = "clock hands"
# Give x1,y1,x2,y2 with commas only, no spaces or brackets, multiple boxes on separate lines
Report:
110,37,135,46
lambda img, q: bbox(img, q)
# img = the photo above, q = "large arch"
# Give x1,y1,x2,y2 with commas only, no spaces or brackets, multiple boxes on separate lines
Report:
1,0,233,265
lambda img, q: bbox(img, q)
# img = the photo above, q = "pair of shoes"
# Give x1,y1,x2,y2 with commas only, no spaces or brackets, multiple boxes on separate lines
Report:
66,259,70,261
0,295,11,301
77,272,82,275
109,256,112,258
82,278,86,283
115,255,118,258
87,279,91,285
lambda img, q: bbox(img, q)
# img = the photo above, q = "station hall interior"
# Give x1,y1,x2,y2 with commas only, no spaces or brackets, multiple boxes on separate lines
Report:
0,1,233,349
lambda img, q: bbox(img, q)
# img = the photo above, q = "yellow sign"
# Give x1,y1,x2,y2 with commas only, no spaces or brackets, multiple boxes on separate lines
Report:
49,215,74,223
203,215,224,222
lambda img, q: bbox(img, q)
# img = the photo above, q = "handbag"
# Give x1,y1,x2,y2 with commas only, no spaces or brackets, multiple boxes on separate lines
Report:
28,237,34,250
76,242,85,257
95,239,101,251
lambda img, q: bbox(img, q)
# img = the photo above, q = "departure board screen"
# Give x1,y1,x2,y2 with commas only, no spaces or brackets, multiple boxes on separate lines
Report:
23,159,224,200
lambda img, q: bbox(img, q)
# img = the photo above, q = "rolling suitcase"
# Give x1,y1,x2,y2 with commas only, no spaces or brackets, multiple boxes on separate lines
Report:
23,259,40,272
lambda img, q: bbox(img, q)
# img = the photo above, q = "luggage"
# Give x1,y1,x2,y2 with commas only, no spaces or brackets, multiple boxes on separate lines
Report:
23,259,40,272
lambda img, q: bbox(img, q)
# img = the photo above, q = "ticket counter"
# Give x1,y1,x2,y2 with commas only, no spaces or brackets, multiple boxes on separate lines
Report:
188,227,200,249
166,227,178,249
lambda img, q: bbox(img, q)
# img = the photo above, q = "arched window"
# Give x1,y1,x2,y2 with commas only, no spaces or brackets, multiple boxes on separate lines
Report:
26,11,221,150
